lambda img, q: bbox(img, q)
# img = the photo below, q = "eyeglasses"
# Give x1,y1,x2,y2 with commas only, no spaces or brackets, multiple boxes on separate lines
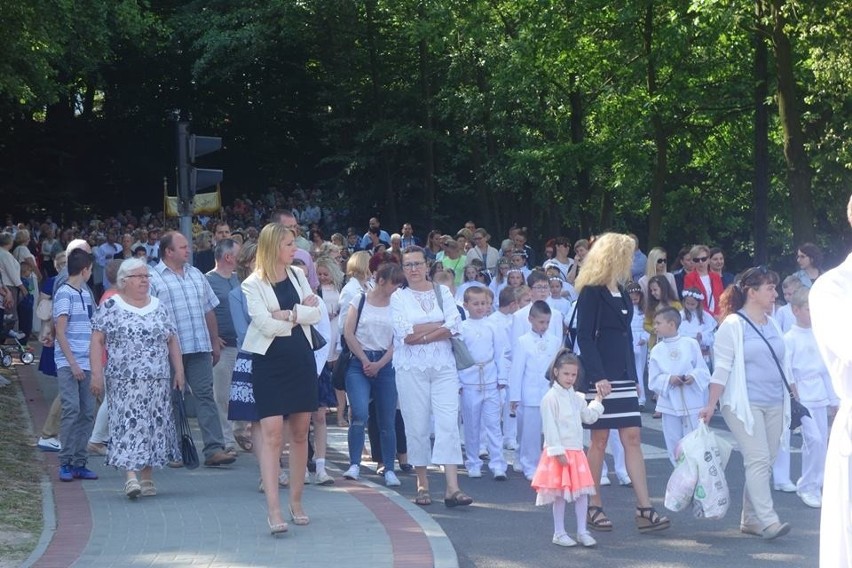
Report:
126,274,150,280
656,258,667,264
693,257,708,263
402,261,426,270
531,285,549,291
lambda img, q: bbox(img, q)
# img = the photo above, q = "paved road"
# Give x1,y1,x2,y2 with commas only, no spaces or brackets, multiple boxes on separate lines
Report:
327,413,821,568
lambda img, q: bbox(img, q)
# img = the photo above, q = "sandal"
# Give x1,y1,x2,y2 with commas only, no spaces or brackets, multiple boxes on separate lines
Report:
124,478,141,500
235,433,253,452
444,490,473,508
139,479,156,497
587,506,613,532
415,489,432,506
635,507,671,533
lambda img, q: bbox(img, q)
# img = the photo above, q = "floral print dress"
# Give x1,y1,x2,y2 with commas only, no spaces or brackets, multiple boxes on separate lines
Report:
91,295,180,470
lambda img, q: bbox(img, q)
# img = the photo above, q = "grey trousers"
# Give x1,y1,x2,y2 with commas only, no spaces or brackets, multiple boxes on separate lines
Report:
57,367,95,467
178,352,226,459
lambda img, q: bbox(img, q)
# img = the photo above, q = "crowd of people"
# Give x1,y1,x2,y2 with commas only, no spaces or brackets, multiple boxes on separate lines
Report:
1,188,848,563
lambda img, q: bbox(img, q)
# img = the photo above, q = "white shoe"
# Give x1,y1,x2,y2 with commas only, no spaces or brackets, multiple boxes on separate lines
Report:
278,471,290,487
576,532,597,547
600,476,612,486
304,472,312,485
468,468,482,478
314,471,334,486
37,437,61,452
552,533,577,547
617,474,632,487
7,329,26,340
384,471,401,487
773,481,797,493
798,491,821,508
343,464,360,480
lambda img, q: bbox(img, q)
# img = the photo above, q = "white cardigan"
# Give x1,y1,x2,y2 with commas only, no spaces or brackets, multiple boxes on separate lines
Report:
711,313,791,439
241,267,321,355
540,384,604,455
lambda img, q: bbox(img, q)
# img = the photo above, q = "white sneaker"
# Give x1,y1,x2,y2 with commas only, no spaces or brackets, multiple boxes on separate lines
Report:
798,491,821,508
468,468,482,478
773,481,797,492
617,474,632,487
7,329,26,340
37,437,61,452
600,476,612,486
278,471,290,487
384,471,401,487
576,532,597,547
314,471,334,486
552,533,577,547
343,464,360,480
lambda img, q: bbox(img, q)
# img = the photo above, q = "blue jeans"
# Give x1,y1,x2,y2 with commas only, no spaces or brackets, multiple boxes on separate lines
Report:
345,350,397,468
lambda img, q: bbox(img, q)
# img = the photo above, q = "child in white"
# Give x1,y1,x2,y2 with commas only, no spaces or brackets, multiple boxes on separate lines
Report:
784,287,839,508
458,287,509,479
679,287,716,368
647,307,711,466
627,282,649,408
488,287,518,451
531,349,604,548
510,301,562,480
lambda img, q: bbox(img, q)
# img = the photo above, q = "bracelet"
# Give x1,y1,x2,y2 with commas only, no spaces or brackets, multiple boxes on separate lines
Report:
421,334,427,343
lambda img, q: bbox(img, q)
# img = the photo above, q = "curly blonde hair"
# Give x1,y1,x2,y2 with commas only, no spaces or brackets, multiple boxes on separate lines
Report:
574,232,634,292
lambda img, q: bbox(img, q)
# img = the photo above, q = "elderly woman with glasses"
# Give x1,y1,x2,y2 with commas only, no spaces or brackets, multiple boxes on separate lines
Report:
89,258,185,499
390,246,471,508
683,244,724,319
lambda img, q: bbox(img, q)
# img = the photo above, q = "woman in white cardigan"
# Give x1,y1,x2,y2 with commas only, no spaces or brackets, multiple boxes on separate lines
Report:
242,224,322,535
699,267,792,540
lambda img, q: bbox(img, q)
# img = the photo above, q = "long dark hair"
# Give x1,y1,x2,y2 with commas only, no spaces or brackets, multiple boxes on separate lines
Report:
718,266,779,319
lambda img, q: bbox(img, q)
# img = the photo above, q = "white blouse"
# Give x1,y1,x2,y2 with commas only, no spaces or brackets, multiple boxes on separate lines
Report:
352,299,394,352
540,383,604,454
390,284,461,372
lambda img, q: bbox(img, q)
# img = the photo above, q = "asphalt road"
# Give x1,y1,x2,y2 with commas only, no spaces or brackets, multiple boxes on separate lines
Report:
329,412,821,568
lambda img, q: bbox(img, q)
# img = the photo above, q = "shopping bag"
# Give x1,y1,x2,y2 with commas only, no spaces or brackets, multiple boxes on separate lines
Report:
690,422,732,519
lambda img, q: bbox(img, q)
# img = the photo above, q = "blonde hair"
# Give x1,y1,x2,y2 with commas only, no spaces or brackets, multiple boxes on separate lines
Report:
346,250,371,281
316,255,344,290
645,247,667,278
236,242,257,281
255,223,293,284
574,233,634,292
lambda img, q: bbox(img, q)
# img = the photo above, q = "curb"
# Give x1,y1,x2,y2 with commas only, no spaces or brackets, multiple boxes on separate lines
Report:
19,480,56,568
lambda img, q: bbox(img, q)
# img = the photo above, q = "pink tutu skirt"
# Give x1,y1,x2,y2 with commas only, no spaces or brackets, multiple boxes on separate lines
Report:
531,449,596,506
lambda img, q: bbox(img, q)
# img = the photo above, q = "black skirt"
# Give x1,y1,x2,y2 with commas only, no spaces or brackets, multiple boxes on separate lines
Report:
583,371,642,430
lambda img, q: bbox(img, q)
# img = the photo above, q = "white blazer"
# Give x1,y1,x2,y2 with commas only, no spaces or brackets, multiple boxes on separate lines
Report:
241,267,321,355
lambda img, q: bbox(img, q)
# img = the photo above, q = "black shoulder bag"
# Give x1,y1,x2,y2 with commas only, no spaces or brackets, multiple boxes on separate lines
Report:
331,293,367,391
735,313,811,430
174,389,199,469
565,289,602,393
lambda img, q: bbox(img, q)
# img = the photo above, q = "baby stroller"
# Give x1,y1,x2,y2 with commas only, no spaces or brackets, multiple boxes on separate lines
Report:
2,312,35,367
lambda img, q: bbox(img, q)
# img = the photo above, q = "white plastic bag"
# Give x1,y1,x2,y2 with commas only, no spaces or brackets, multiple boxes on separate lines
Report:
663,422,732,519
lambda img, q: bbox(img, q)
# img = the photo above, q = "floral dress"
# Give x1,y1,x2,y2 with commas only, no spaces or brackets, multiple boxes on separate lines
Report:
91,295,180,470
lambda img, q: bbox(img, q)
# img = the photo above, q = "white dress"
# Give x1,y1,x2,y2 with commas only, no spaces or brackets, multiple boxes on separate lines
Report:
810,253,852,568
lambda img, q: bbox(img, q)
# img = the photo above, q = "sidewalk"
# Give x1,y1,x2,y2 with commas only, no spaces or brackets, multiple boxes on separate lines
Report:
18,362,457,568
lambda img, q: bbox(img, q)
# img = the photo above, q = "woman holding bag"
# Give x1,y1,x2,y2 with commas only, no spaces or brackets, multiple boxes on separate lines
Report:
341,263,405,486
391,246,471,508
242,223,322,535
698,267,792,540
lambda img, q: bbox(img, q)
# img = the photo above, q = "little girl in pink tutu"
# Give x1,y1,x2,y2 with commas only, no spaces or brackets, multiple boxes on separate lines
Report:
531,349,605,548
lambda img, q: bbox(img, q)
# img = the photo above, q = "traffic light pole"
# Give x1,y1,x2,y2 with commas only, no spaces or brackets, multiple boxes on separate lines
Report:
175,121,194,262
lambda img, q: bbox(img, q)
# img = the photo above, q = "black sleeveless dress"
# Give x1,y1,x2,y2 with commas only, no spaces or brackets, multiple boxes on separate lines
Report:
251,277,318,418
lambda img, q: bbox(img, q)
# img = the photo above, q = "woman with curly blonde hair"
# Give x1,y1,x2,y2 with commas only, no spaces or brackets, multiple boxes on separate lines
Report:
575,233,671,534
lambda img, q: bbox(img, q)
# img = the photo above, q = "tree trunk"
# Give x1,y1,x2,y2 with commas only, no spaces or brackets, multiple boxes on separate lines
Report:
753,2,770,265
418,7,436,223
569,83,593,239
770,0,815,245
645,1,667,248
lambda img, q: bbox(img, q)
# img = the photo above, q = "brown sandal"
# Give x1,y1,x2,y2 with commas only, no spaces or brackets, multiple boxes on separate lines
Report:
587,506,613,532
444,490,473,508
635,507,670,533
415,489,432,506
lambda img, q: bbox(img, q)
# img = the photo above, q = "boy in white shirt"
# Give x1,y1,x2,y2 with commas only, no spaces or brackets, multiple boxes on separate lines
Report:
647,307,711,466
489,287,519,450
774,275,802,333
785,287,839,508
459,287,509,480
510,271,563,346
509,301,562,480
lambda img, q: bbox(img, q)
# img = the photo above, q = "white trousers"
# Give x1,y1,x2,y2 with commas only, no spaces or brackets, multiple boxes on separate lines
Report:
461,385,506,473
633,346,648,405
515,405,542,478
600,430,627,479
212,346,238,448
772,431,793,485
397,365,463,466
89,392,109,445
501,388,517,446
661,413,700,467
797,405,828,495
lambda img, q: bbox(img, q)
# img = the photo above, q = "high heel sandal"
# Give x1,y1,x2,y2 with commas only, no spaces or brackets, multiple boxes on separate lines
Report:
635,506,670,533
267,517,288,535
289,505,310,526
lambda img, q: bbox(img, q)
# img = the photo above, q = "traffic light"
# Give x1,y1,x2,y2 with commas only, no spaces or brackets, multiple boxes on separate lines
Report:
176,122,223,209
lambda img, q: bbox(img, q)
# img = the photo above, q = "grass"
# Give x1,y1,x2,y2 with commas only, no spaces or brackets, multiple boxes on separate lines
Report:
0,364,43,567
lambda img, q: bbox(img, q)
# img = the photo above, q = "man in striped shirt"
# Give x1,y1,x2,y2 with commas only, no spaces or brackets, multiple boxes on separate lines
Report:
54,249,98,482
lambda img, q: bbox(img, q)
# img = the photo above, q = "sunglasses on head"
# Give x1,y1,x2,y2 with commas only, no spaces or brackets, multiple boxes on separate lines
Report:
693,256,708,263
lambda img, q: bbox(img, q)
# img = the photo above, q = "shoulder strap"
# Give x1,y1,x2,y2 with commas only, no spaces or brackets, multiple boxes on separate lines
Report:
433,283,443,311
734,312,793,396
353,293,367,332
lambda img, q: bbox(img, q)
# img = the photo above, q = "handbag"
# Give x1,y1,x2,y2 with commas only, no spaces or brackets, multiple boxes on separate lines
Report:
174,389,200,469
564,291,603,393
735,313,811,430
35,296,53,321
331,294,367,391
433,284,475,370
309,325,327,352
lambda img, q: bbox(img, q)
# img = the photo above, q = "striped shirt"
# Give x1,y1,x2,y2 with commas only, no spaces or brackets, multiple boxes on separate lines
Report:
53,283,94,370
149,261,219,354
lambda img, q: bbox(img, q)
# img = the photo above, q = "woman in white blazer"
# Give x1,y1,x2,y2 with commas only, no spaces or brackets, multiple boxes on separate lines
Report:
242,223,321,535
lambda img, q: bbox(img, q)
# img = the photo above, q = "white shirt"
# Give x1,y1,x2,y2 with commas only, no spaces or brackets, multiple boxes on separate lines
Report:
784,324,838,407
353,299,394,352
510,302,563,350
540,384,604,454
390,285,461,372
648,336,710,416
457,317,508,386
509,331,561,405
678,309,717,350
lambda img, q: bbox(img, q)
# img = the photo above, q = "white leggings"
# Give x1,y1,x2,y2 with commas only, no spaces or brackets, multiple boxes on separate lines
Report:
552,494,589,536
